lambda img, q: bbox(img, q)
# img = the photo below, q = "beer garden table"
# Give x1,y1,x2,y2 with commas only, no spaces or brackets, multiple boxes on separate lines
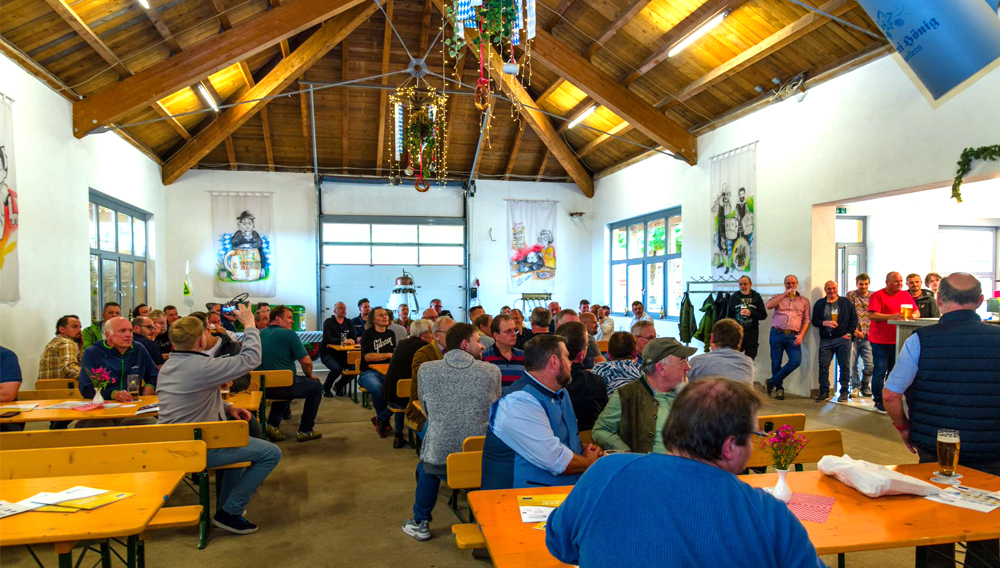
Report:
467,463,1000,568
0,393,261,425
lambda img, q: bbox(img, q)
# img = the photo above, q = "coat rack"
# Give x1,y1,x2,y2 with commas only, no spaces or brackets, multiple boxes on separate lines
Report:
685,276,741,294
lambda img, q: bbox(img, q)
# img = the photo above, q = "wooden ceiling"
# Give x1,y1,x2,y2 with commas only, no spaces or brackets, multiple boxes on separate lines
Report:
1,0,888,195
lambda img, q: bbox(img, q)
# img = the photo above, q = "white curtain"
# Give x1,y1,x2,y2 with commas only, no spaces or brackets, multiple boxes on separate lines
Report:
710,143,756,279
211,192,276,297
0,99,18,302
506,200,557,293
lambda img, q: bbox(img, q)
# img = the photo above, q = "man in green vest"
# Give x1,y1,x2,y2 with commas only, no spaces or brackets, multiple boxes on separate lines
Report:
82,302,121,350
592,338,695,454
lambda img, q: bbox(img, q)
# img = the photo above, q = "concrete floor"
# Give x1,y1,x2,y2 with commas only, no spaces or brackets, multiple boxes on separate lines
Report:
2,385,926,568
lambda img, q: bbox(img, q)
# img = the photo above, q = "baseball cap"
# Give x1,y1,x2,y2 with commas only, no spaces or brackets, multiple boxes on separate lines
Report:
642,337,697,362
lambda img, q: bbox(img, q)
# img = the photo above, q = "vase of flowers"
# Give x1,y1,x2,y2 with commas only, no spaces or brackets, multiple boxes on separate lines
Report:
87,367,116,405
760,425,808,503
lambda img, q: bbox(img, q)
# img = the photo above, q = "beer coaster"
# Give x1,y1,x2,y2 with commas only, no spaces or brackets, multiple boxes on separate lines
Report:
933,472,963,479
931,476,961,485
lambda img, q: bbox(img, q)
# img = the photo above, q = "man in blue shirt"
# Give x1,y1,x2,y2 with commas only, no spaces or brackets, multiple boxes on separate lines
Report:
0,346,24,432
546,378,825,568
481,314,525,394
80,317,158,402
352,298,370,339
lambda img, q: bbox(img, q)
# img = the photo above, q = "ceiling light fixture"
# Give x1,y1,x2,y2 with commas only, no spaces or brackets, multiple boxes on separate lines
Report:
668,10,730,57
198,84,219,112
137,0,150,8
568,105,598,129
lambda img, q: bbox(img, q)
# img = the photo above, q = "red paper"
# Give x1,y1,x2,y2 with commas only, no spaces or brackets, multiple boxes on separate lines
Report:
788,492,834,523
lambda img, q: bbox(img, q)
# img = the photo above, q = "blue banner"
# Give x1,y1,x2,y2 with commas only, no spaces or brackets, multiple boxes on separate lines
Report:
856,0,1000,99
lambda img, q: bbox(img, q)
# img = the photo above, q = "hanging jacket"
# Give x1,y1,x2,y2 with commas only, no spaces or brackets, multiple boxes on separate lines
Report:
679,293,697,344
714,292,731,321
692,294,716,352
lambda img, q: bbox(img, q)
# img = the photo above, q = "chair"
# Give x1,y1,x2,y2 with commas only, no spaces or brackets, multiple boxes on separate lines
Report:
757,413,806,433
447,450,486,549
745,429,844,471
462,436,485,452
596,340,609,353
34,379,78,390
14,388,82,401
343,351,362,404
249,370,294,429
579,430,593,446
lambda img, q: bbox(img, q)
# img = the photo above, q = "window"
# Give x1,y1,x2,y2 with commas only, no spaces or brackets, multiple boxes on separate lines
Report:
609,208,682,320
937,226,997,317
89,192,150,323
321,217,464,266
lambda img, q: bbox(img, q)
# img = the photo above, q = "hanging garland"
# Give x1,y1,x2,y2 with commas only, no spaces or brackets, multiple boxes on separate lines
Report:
387,85,449,192
952,144,1000,202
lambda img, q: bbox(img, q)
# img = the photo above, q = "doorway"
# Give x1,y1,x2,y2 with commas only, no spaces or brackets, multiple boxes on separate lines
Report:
835,216,867,293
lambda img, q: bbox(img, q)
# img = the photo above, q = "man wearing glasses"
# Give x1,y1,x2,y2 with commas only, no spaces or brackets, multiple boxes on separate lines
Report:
482,314,525,394
131,316,165,368
631,320,657,365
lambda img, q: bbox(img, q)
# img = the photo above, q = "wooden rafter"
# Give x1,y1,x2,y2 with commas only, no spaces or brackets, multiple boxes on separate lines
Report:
582,0,654,59
300,88,313,167
375,0,395,175
534,79,564,106
153,101,192,140
556,98,595,134
542,0,576,32
0,37,78,103
42,0,131,77
225,137,237,170
419,0,433,56
621,0,748,87
503,125,526,180
530,28,697,164
341,36,350,173
139,1,183,53
161,2,378,184
578,122,631,157
237,61,275,172
535,151,551,181
209,0,233,30
443,54,470,158
280,40,292,58
73,0,367,137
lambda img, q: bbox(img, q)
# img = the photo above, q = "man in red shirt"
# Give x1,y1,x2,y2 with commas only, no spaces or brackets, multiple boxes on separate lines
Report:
868,271,920,413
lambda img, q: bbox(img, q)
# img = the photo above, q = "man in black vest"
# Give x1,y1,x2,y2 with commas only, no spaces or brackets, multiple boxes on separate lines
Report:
884,272,1000,568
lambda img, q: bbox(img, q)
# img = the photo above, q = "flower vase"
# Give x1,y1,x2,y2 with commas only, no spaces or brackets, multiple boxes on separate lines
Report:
92,391,105,406
772,469,792,503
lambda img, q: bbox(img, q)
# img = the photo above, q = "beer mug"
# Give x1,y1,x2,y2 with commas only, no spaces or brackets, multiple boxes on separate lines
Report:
901,304,914,320
126,374,140,396
937,429,961,477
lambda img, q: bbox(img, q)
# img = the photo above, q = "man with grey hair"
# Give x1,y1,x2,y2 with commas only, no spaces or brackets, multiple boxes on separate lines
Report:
407,316,456,434
631,320,657,365
80,317,157,402
884,272,1000,566
321,301,356,397
530,306,552,335
384,318,434,448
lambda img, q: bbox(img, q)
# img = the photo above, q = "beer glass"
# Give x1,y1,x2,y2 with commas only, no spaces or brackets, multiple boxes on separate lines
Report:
126,374,140,396
937,429,961,477
901,304,914,320
831,305,839,323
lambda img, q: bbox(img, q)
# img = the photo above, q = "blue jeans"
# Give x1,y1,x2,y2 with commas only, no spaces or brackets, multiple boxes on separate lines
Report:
817,337,851,394
871,342,896,406
266,375,323,432
207,438,282,516
768,328,802,389
413,461,447,522
359,369,391,421
850,336,873,390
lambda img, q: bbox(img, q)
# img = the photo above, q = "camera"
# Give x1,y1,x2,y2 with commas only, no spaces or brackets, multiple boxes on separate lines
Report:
221,293,249,317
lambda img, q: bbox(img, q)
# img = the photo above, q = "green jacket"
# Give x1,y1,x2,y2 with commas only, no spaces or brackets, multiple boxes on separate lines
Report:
592,375,676,454
692,294,716,352
678,293,697,344
81,322,103,350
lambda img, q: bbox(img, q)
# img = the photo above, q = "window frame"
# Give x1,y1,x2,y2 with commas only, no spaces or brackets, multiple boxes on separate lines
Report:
320,215,466,266
937,225,997,298
89,190,150,323
608,207,682,321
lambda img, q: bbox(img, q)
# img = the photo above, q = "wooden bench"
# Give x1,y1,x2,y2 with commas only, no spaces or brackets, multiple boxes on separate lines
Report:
14,389,82,401
758,413,806,433
446,450,486,550
745,429,844,471
596,340,609,353
249,370,294,430
343,351,361,404
390,379,410,415
34,379,78,391
462,436,485,452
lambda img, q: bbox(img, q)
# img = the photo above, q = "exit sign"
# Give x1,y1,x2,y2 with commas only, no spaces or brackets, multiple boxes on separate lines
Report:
836,207,848,214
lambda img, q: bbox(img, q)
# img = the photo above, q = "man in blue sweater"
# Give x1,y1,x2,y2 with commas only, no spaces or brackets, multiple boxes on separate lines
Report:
546,378,826,568
80,317,158,401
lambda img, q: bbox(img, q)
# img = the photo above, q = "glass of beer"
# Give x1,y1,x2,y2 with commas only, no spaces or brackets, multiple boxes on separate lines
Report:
900,304,914,320
831,305,839,323
126,374,140,396
937,429,960,477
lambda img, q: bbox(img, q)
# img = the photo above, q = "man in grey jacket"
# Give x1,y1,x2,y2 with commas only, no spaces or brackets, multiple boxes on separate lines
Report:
402,323,501,541
156,304,281,536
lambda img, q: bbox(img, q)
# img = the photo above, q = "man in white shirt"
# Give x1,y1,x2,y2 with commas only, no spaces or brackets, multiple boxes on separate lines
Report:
629,301,655,329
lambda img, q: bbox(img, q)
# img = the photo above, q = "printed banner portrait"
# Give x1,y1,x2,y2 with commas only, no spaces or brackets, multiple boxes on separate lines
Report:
710,143,756,279
212,192,275,297
507,200,557,294
0,99,19,302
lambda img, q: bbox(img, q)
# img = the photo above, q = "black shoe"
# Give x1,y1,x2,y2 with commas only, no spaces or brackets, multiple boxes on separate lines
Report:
775,388,785,401
334,387,346,397
282,407,292,420
372,416,388,438
766,381,774,397
837,392,850,402
815,392,829,402
874,403,887,414
212,511,258,535
392,435,406,449
323,390,334,398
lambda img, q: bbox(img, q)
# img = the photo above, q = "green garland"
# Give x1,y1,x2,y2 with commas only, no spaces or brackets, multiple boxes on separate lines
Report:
952,144,1000,202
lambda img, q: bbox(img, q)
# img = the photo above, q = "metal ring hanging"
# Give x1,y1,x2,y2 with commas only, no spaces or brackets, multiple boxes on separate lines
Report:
474,79,491,111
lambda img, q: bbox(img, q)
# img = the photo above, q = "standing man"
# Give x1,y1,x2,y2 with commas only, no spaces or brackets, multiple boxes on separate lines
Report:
924,272,941,296
629,301,654,329
906,273,941,318
320,301,357,398
726,276,766,359
401,323,501,541
38,315,83,381
765,275,811,401
352,298,370,339
258,306,323,442
80,317,157,401
358,307,397,438
810,281,857,402
82,302,121,349
482,314,525,393
510,308,532,349
547,301,561,332
884,273,999,566
846,274,874,398
869,271,920,413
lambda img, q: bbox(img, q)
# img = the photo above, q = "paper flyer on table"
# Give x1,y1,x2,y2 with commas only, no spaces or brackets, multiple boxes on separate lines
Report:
30,486,108,505
0,403,37,411
59,492,133,510
43,401,86,410
518,494,567,523
0,500,37,518
926,486,1000,513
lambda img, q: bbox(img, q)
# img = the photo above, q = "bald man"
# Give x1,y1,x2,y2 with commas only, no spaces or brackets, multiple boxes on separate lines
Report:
422,308,438,322
884,273,1000,565
810,281,857,402
321,301,357,397
868,271,920,413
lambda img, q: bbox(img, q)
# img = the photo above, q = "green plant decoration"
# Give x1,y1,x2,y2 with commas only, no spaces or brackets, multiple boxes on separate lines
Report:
952,145,1000,202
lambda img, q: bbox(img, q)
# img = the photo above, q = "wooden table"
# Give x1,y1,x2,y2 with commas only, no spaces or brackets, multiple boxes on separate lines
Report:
467,463,1000,568
328,344,360,351
0,471,187,567
370,363,389,375
0,392,261,424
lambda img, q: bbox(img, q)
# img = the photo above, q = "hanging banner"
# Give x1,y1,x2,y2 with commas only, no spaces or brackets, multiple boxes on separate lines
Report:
0,99,19,302
212,193,275,297
710,143,756,279
507,200,557,294
855,0,1000,99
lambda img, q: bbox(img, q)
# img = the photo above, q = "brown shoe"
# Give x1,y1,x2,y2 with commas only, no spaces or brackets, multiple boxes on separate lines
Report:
775,388,785,401
296,431,322,442
392,435,406,449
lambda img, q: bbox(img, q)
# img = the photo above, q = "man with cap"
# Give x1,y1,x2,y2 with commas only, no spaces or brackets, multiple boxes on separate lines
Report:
592,337,696,454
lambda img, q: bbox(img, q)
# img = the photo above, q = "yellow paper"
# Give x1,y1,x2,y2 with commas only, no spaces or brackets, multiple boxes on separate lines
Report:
34,505,81,513
533,521,547,531
517,494,566,508
59,492,133,510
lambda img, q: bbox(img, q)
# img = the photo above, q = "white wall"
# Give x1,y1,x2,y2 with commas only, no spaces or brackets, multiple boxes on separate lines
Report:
0,53,167,386
591,56,1000,396
164,170,318,326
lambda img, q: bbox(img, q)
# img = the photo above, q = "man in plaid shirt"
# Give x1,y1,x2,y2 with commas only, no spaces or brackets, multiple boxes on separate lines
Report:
38,315,83,381
845,274,874,398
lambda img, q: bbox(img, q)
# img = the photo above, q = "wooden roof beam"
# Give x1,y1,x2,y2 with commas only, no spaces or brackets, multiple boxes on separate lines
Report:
656,0,853,109
503,125,526,180
535,151,551,181
542,0,577,32
139,1,183,53
578,122,632,157
419,0,433,55
225,137,238,170
375,0,395,175
530,28,696,164
74,0,367,137
557,98,595,134
153,101,192,140
161,2,378,184
300,87,313,167
341,37,350,174
237,60,275,172
42,0,131,77
210,0,233,30
582,0,654,60
534,78,564,106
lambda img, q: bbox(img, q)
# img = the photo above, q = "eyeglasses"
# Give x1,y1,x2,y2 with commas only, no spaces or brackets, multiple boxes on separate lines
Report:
499,329,518,336
636,334,655,341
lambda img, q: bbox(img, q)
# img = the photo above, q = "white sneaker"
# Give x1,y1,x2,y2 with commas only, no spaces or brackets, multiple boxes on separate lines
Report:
402,519,431,541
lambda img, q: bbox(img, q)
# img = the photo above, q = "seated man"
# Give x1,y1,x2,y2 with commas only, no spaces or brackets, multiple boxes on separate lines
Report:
547,378,824,568
82,301,120,349
480,334,603,490
406,316,455,435
555,322,608,432
254,310,270,329
358,307,397,438
131,316,165,368
631,320,657,365
384,319,433,449
482,314,525,393
208,312,239,342
628,300,654,329
319,301,357,398
687,319,755,385
189,312,261,438
554,309,603,368
80,317,157,401
529,307,551,336
592,332,643,395
0,345,24,432
148,310,172,360
352,298,370,338
592,338,694,454
474,313,495,348
420,307,438,322
258,306,323,442
401,323,501,541
132,303,150,318
511,308,532,349
39,314,83,381
386,309,408,344
156,307,281,535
